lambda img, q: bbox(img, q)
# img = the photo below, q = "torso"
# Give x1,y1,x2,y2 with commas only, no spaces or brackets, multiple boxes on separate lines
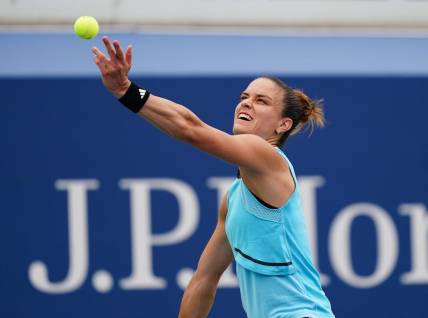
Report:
225,148,335,318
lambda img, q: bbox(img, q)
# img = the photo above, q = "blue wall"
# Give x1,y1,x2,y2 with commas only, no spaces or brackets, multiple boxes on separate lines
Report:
2,32,428,318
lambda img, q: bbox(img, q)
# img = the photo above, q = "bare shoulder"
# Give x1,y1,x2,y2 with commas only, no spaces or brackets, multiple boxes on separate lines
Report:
232,134,287,172
240,148,295,208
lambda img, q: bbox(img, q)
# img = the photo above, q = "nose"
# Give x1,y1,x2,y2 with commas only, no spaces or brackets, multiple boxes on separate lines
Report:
241,99,252,109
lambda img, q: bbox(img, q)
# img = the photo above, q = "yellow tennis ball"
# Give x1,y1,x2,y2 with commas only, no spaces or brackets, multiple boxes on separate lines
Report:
74,16,99,39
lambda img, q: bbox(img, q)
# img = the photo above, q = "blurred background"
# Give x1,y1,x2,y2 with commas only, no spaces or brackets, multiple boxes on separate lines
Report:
2,0,428,317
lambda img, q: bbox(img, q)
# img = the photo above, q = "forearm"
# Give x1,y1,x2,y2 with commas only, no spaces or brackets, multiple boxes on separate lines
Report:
93,38,205,143
178,275,218,318
138,94,203,141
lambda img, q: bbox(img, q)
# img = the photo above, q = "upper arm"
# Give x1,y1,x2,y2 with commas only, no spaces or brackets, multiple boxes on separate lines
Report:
186,123,283,174
194,193,233,280
140,95,282,174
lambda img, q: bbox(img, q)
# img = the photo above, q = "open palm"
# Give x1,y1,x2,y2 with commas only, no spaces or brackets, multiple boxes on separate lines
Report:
92,36,132,98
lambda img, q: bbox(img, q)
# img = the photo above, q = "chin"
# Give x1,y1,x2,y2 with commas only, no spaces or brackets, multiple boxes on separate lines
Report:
233,120,256,135
232,125,247,135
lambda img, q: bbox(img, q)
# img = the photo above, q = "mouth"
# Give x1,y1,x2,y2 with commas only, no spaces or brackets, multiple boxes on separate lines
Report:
237,112,253,122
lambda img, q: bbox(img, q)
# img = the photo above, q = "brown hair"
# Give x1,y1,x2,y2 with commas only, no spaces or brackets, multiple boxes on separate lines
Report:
261,76,325,146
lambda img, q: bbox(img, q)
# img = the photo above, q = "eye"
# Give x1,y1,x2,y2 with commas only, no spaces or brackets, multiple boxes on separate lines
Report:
240,95,248,101
258,98,268,104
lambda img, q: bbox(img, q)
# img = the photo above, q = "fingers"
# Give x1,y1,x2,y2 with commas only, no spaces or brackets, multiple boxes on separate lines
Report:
102,36,117,60
91,46,111,73
92,47,107,65
91,46,106,59
125,45,132,66
92,38,132,75
102,36,130,65
113,40,124,61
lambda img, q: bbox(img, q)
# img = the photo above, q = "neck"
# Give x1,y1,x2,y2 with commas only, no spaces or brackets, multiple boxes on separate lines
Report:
266,135,281,147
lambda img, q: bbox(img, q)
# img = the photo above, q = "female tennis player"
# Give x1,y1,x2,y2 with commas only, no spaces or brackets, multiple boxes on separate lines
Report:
92,36,335,318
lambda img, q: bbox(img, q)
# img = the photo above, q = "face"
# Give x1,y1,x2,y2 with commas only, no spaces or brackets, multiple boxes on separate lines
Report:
233,78,290,140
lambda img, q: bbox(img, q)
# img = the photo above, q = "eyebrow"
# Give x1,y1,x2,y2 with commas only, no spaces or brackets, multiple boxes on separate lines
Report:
240,92,273,101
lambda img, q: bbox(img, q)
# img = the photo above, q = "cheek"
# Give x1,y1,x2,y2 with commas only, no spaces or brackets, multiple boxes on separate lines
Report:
234,105,240,116
255,111,281,131
258,109,279,124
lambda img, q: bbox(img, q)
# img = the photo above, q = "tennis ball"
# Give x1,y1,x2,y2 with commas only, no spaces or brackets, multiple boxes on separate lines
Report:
74,16,99,39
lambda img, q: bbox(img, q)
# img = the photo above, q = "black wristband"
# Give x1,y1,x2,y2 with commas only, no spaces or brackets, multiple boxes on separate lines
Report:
118,81,151,113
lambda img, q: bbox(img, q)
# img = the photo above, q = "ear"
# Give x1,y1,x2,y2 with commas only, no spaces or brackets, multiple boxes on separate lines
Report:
275,117,293,135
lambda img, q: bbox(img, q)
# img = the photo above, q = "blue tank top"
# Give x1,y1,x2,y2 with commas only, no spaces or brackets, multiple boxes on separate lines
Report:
225,147,335,318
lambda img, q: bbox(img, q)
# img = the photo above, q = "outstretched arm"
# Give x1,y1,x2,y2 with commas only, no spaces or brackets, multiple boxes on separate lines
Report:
92,36,286,175
178,194,233,318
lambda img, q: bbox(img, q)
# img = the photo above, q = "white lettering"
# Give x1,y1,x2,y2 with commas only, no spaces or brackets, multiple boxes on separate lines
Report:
175,177,239,290
28,179,98,293
329,203,398,288
399,203,428,284
119,179,199,289
298,176,330,285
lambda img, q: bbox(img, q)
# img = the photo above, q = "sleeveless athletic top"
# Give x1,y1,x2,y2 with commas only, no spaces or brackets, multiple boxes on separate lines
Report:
225,147,335,318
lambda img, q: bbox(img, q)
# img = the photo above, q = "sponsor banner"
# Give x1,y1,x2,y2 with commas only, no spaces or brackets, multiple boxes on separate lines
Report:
1,0,428,28
2,76,427,318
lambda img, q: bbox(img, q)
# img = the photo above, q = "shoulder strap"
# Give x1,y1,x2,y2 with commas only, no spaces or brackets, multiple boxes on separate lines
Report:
274,147,298,187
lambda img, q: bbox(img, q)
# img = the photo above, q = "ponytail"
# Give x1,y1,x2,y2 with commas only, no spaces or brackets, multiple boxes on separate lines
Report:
259,76,325,146
291,89,325,135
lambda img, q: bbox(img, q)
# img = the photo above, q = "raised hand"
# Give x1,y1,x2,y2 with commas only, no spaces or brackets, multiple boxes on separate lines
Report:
92,36,132,98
